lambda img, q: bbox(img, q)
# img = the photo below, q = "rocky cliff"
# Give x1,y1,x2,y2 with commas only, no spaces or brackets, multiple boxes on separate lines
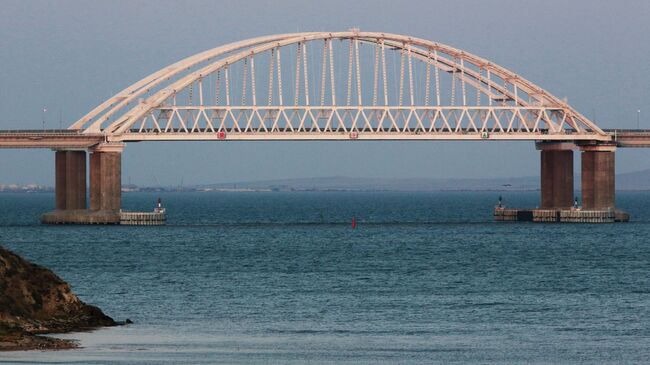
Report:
0,245,117,351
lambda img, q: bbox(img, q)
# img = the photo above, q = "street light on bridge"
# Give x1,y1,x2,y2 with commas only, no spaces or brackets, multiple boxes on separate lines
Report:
638,109,641,130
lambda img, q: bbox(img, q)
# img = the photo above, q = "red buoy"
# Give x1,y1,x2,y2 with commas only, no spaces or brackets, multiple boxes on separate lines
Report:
351,216,357,229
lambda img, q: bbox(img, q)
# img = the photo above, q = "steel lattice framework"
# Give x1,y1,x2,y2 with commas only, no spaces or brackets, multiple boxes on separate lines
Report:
70,31,610,142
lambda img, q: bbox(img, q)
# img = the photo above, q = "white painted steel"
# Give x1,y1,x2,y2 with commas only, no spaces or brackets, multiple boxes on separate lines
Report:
70,31,609,143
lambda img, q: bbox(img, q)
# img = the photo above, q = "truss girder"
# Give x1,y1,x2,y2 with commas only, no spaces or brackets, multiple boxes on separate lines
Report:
116,105,610,142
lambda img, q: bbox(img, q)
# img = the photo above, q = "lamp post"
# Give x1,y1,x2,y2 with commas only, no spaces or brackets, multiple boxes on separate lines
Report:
638,110,641,130
42,108,47,130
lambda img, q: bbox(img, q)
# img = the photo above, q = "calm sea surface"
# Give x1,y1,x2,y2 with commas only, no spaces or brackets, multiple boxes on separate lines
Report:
1,191,650,364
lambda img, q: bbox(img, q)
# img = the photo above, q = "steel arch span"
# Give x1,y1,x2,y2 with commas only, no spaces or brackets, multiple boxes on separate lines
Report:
71,31,610,143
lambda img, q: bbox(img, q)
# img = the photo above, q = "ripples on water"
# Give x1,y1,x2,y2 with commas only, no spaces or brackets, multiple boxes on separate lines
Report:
1,191,650,364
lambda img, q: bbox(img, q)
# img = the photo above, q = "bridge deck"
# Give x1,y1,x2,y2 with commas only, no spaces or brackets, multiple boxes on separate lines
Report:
605,129,650,148
0,130,103,148
114,128,593,142
0,129,649,148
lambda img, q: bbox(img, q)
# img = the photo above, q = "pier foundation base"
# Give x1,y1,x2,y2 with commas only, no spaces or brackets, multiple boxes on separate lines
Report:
494,207,629,223
41,209,121,224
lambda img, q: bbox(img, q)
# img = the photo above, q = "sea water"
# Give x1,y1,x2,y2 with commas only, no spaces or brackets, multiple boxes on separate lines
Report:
1,191,649,364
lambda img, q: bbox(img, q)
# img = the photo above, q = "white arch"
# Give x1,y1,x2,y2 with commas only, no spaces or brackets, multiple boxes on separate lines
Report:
71,33,320,131
75,31,605,137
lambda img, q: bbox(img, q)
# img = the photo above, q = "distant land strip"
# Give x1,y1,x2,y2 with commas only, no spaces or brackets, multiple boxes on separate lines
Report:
4,168,650,192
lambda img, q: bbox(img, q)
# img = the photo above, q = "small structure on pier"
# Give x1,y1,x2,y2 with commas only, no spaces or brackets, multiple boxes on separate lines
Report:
120,198,166,226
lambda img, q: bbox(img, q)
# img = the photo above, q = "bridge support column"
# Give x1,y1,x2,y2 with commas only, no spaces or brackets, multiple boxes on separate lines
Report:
581,145,616,210
43,144,123,224
53,150,87,211
89,150,122,214
496,142,627,223
65,151,87,210
537,143,574,209
43,150,88,224
55,151,67,210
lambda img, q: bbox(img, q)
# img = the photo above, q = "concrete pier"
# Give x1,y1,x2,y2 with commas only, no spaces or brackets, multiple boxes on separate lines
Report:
91,151,122,213
120,211,166,225
65,151,87,210
42,144,123,224
495,142,627,223
494,207,629,223
539,146,574,209
53,150,87,210
581,146,615,210
54,151,67,210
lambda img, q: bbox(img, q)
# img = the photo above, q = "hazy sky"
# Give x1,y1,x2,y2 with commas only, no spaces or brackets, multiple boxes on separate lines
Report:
1,0,649,185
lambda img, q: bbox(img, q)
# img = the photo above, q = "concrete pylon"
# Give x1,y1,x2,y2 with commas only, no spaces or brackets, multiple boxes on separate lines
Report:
54,151,67,210
537,143,574,209
54,150,87,211
65,151,87,210
581,145,616,210
43,144,123,224
88,143,123,221
89,151,122,213
89,152,101,211
43,150,88,224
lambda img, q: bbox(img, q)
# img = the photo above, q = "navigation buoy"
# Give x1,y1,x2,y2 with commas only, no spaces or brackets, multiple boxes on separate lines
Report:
351,216,357,229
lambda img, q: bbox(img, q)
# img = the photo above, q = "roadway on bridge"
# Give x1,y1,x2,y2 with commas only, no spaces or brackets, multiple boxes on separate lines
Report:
1,129,649,148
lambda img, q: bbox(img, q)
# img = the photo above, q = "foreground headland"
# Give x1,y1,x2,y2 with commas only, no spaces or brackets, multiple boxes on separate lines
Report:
0,245,117,351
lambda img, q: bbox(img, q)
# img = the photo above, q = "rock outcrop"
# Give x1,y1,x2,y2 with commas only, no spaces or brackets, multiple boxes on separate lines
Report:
0,245,117,351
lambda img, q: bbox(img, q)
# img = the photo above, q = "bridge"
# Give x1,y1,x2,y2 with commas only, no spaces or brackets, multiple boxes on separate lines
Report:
0,31,647,223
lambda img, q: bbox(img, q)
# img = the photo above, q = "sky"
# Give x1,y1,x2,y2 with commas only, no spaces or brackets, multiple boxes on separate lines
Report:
1,0,649,186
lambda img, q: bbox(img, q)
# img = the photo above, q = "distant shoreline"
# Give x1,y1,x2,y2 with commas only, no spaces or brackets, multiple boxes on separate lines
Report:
6,168,650,193
5,170,650,193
